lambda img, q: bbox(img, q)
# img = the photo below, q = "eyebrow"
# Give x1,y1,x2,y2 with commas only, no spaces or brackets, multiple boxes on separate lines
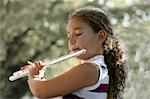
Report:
67,27,83,34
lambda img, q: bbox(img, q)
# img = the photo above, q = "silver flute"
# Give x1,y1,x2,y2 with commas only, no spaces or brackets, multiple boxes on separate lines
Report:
9,49,86,81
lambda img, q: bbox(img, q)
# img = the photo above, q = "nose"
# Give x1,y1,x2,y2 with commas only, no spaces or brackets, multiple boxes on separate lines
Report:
69,36,76,45
68,36,77,51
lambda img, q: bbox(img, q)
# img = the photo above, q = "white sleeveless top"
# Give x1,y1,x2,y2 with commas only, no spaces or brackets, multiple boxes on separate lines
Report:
72,55,109,99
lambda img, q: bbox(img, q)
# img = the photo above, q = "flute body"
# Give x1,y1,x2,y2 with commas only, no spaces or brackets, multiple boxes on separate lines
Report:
9,49,86,81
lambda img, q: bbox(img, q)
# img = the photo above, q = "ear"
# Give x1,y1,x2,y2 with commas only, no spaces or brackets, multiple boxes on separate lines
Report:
97,30,107,44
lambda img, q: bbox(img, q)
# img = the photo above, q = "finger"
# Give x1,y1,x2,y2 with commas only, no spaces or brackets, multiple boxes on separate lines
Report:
20,65,31,70
35,61,43,70
20,66,26,70
35,61,39,67
28,67,39,77
27,61,35,67
38,60,44,69
39,60,44,66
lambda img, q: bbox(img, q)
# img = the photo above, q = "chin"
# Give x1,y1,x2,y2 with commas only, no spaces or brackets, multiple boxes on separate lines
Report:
76,55,90,60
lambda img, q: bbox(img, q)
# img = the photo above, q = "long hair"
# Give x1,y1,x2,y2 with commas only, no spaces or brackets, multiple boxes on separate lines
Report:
68,6,128,99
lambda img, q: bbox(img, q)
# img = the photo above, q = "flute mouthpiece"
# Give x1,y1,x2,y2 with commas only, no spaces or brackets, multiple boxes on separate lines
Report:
81,49,86,54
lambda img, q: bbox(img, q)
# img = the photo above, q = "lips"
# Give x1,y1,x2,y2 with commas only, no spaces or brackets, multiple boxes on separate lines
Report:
72,48,81,52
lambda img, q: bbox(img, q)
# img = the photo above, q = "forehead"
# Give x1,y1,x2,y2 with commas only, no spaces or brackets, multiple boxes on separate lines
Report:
67,18,88,33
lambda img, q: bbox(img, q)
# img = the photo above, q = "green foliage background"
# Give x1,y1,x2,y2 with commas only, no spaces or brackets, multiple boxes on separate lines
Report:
0,0,150,99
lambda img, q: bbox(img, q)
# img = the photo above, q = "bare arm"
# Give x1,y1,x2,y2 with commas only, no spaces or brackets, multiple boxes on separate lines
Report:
28,63,99,98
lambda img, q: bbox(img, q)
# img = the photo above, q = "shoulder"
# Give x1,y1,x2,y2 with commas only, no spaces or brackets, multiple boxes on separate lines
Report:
76,62,99,76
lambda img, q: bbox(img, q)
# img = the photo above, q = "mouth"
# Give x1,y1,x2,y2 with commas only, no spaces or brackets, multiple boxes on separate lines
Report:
72,48,81,52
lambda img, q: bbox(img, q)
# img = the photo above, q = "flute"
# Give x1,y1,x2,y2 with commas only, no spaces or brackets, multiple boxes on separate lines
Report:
9,49,86,81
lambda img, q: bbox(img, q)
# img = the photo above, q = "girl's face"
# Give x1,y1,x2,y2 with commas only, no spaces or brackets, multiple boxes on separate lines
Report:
67,18,103,60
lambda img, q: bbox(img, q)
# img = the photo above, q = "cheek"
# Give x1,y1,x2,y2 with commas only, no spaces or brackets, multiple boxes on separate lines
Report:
81,35,95,44
78,38,87,47
78,38,93,49
81,37,99,50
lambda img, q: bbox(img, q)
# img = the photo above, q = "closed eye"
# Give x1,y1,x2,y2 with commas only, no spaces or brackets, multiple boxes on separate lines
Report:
67,32,82,40
76,33,82,36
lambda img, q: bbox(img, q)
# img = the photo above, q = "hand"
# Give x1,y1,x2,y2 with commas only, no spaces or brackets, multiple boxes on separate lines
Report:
28,61,44,78
21,61,44,78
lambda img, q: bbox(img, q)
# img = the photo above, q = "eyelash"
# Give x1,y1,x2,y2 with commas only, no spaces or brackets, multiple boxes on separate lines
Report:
67,33,82,40
76,33,82,36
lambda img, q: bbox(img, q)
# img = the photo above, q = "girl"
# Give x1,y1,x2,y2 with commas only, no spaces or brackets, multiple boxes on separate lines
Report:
26,6,127,99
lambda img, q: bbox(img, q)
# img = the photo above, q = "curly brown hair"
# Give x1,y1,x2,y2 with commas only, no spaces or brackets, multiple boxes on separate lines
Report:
68,6,128,99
